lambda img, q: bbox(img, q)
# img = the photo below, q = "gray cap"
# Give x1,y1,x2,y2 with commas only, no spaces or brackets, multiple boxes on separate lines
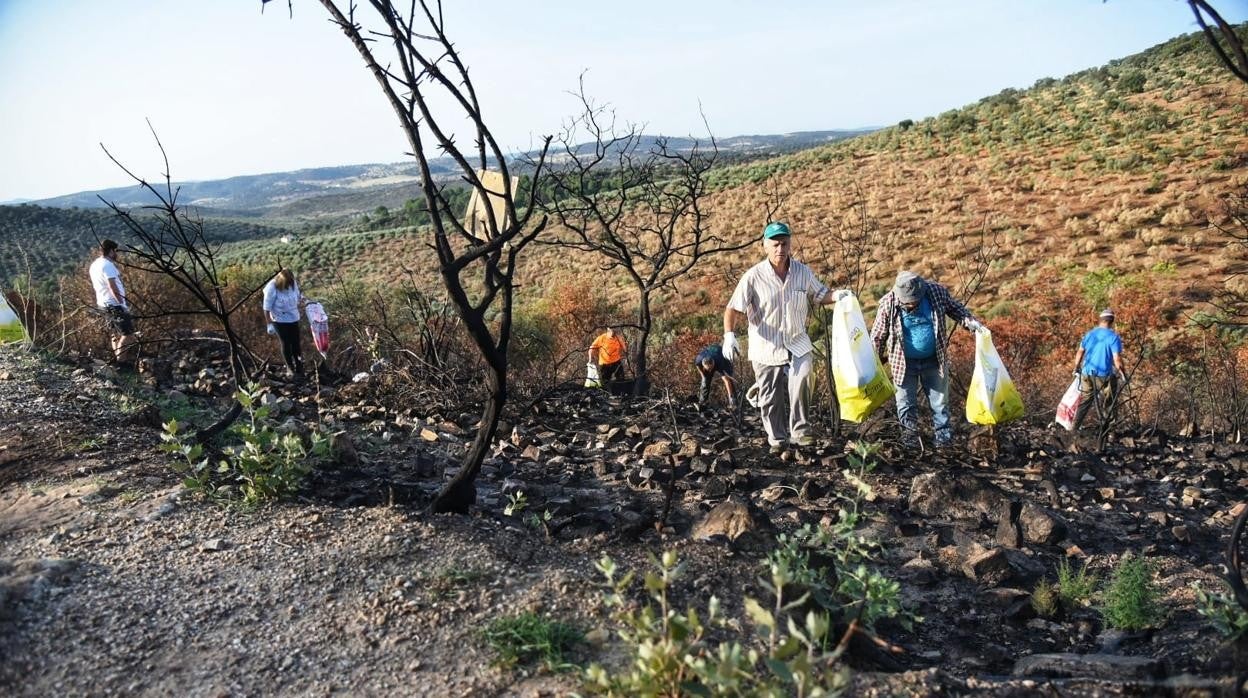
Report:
893,271,923,304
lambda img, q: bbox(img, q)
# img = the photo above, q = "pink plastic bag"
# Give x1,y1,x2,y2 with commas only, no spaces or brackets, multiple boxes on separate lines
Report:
305,302,330,358
1055,378,1082,430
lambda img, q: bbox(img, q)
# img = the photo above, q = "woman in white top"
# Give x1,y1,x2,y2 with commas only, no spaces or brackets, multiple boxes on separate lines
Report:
262,269,306,376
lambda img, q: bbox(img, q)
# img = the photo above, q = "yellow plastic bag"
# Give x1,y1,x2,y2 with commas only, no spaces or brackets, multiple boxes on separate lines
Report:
966,329,1024,425
830,294,895,423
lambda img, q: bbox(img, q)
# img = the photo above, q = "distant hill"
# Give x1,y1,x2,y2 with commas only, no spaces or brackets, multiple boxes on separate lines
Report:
0,204,294,287
28,130,872,220
277,24,1248,322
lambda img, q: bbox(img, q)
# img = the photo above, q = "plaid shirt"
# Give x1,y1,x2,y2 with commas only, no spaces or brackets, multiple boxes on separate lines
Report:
871,280,977,386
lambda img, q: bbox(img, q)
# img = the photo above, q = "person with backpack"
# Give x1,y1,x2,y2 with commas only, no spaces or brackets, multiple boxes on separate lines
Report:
88,239,138,367
263,269,306,377
1070,308,1124,430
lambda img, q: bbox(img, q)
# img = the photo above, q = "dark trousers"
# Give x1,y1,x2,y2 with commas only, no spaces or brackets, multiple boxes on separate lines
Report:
599,361,622,383
1072,374,1118,430
274,321,304,374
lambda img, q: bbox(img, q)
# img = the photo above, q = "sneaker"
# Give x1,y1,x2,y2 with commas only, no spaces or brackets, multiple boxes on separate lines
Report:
791,435,815,447
768,443,785,455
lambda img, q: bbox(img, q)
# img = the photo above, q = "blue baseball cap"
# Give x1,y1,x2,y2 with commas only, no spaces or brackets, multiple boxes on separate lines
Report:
763,222,791,240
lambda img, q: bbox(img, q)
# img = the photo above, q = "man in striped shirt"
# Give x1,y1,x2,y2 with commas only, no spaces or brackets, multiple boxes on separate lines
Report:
871,270,984,449
723,222,850,454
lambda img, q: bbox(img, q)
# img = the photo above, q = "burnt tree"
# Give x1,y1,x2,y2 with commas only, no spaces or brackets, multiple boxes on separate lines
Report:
1188,0,1248,85
306,0,550,513
534,84,750,395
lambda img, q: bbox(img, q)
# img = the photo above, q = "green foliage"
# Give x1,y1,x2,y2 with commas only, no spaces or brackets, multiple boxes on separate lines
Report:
1193,582,1248,639
584,443,908,696
159,384,327,506
583,551,849,697
1031,581,1058,618
1081,267,1126,309
483,612,582,671
504,490,528,516
1056,559,1099,608
1100,555,1164,630
764,444,915,635
1118,70,1146,94
0,323,25,343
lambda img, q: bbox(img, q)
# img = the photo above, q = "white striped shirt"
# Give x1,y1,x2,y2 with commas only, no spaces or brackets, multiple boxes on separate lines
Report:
728,258,829,366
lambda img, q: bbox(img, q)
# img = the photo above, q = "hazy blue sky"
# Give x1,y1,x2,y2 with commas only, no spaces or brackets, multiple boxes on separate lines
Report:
1,0,1244,201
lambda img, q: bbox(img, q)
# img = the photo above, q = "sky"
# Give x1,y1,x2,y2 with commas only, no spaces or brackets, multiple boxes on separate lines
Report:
1,0,1245,202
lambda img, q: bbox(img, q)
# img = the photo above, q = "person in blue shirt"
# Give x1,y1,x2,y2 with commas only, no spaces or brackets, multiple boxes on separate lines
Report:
873,270,984,449
1070,308,1124,430
693,344,736,408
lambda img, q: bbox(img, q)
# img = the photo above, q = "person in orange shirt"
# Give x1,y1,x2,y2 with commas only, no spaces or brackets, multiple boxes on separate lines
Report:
588,327,628,386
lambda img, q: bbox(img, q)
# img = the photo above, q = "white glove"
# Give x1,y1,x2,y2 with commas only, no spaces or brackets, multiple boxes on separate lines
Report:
967,319,985,333
722,332,739,362
832,289,852,302
267,323,277,336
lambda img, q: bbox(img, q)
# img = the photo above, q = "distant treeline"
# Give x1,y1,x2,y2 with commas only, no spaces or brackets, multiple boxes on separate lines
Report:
0,203,293,289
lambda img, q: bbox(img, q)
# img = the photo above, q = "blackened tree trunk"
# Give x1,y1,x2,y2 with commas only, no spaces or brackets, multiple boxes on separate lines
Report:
305,1,550,514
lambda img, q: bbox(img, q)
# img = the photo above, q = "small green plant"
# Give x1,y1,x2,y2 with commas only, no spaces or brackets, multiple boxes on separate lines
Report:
483,612,582,671
1100,554,1164,630
504,491,528,516
524,509,553,531
1056,559,1099,608
584,552,849,697
76,436,104,452
1031,581,1058,618
160,384,327,506
1194,582,1248,639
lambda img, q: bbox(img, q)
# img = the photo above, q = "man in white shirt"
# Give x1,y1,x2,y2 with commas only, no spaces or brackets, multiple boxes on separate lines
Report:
723,222,849,454
88,239,137,365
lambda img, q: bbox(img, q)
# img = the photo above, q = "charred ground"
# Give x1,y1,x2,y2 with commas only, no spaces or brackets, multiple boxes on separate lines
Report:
0,336,1244,696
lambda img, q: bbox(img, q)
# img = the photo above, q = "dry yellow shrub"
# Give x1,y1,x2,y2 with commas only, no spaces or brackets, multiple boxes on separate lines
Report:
1160,205,1195,227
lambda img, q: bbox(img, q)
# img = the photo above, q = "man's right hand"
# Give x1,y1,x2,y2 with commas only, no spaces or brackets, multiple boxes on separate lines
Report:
722,332,739,361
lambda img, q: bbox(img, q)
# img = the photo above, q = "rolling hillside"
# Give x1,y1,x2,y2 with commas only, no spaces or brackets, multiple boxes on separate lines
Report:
0,204,294,287
517,25,1248,323
210,26,1248,329
24,130,869,221
5,27,1245,334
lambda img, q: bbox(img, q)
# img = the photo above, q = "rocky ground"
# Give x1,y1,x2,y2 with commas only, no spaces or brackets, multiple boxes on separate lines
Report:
0,339,1245,696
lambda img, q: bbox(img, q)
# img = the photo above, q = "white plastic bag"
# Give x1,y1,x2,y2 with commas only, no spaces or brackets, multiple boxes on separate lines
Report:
584,362,601,389
1055,378,1082,430
966,329,1024,425
830,293,894,423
